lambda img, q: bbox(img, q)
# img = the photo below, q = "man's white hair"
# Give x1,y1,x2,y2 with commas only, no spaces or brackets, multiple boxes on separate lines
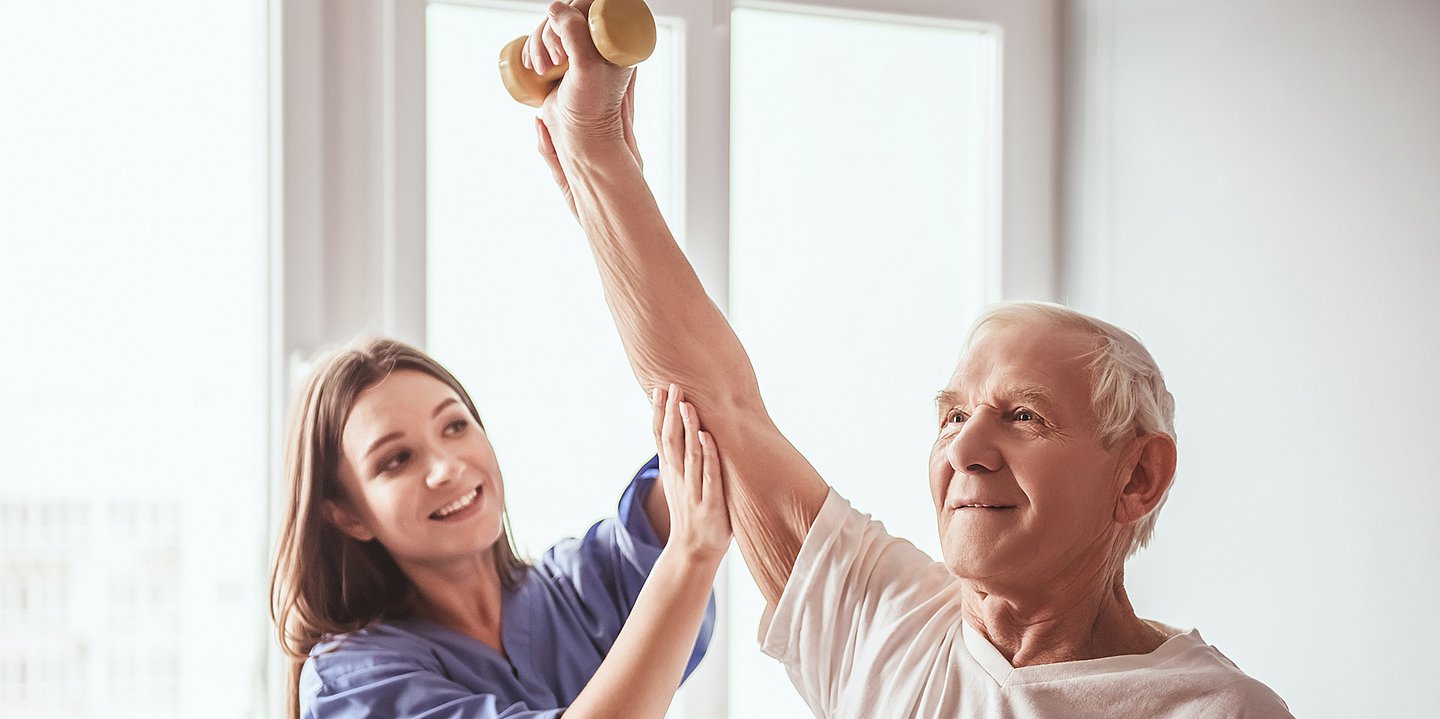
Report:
963,301,1177,558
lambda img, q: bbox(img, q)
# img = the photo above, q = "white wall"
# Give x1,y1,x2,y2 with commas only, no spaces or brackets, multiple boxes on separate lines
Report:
1061,2,1440,716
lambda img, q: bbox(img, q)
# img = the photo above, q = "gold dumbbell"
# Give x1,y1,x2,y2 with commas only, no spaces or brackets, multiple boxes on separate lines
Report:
498,0,656,108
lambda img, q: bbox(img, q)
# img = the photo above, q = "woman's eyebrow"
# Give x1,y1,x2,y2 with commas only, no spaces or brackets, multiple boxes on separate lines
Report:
432,397,459,418
362,399,460,460
365,431,403,459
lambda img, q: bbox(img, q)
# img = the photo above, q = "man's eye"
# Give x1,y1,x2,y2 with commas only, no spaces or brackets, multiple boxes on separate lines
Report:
946,410,967,425
1015,409,1038,422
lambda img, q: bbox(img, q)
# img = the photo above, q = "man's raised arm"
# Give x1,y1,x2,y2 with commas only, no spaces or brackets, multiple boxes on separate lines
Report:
526,0,827,604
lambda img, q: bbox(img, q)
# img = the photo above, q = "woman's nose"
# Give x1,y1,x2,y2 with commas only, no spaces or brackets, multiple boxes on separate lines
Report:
426,456,464,489
947,408,1003,475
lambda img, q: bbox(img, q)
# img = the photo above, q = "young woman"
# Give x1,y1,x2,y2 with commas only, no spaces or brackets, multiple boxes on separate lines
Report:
270,338,729,718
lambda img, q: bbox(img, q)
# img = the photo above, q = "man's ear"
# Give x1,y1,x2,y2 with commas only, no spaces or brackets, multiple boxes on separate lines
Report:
323,499,376,542
1115,432,1178,525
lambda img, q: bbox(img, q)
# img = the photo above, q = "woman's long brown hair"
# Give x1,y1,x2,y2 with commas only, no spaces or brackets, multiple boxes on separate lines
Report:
269,338,527,718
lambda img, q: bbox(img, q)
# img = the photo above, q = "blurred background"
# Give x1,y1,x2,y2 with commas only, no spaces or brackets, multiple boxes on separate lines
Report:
1,0,1435,717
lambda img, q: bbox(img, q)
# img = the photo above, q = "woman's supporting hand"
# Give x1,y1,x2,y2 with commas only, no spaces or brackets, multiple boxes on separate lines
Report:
652,384,732,561
561,383,728,719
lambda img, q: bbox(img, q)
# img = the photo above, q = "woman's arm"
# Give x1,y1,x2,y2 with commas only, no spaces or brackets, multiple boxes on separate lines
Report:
527,0,829,606
565,386,728,719
304,394,714,718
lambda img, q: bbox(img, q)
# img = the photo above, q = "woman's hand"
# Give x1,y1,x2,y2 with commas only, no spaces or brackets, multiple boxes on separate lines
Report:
652,384,732,562
564,382,726,718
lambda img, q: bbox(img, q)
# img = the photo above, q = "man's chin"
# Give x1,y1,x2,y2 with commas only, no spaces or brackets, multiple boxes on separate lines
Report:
940,535,1017,582
941,547,999,580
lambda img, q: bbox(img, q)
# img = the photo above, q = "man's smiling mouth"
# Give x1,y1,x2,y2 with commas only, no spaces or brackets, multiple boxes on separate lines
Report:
949,501,1018,510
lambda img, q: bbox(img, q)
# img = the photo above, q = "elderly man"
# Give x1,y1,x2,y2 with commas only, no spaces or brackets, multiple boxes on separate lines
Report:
521,3,1292,715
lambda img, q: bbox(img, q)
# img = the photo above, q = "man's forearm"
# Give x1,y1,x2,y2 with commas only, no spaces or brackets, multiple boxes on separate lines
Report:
551,138,829,604
557,141,762,412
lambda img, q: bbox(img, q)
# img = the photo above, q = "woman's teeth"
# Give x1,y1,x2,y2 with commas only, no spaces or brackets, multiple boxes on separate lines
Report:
432,487,479,519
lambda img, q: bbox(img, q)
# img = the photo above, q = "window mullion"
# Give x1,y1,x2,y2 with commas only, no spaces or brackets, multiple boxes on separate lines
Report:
390,0,430,348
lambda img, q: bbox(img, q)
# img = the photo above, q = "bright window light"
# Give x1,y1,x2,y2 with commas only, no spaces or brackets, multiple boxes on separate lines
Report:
728,7,994,717
426,0,682,571
0,1,268,717
427,6,719,714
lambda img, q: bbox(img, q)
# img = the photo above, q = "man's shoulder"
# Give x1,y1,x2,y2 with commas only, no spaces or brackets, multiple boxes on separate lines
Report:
1147,629,1293,717
1205,676,1294,718
772,489,962,645
796,489,957,598
803,490,940,568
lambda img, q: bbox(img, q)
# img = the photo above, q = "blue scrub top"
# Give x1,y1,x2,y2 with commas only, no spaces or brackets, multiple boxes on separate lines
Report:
300,456,715,718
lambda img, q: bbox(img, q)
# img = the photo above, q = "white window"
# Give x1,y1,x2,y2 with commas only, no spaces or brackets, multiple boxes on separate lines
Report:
0,1,269,717
426,1,684,554
423,4,714,710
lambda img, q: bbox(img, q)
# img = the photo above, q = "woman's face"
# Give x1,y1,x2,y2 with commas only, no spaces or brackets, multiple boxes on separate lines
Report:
327,369,507,568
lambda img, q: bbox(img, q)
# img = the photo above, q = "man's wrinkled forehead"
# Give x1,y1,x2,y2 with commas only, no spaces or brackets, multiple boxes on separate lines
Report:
943,363,1064,412
945,325,1096,407
939,379,1061,412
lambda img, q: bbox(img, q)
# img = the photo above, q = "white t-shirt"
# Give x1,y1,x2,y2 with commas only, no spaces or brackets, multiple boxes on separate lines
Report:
760,490,1293,718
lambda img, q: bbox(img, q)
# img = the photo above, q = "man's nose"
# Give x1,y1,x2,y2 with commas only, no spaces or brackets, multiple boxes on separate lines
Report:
426,454,464,489
947,407,1003,474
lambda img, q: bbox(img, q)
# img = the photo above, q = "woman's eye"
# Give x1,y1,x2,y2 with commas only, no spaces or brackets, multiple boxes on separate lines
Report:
444,419,468,436
380,451,410,473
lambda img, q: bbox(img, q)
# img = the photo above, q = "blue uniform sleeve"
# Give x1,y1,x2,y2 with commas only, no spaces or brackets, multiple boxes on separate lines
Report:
533,455,715,679
301,647,562,719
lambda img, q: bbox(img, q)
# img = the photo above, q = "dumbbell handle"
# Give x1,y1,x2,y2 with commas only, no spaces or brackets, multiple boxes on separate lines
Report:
498,0,656,108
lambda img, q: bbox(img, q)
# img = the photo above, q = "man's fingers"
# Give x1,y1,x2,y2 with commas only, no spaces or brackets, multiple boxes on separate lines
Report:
624,71,637,120
535,119,566,185
621,71,642,170
535,117,553,159
542,18,565,67
545,0,603,71
527,17,549,73
536,118,580,217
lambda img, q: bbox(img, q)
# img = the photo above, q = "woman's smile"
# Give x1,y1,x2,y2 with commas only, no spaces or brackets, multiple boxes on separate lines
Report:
430,484,485,521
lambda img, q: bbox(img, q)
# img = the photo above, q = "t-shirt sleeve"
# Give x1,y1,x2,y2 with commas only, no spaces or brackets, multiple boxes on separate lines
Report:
758,488,958,717
301,644,563,719
1203,677,1296,719
533,455,715,680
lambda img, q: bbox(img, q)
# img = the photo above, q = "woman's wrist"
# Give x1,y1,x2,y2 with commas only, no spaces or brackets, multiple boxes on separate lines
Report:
657,543,726,573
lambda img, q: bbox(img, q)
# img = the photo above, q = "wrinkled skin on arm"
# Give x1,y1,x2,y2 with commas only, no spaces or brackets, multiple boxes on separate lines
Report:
526,0,829,604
